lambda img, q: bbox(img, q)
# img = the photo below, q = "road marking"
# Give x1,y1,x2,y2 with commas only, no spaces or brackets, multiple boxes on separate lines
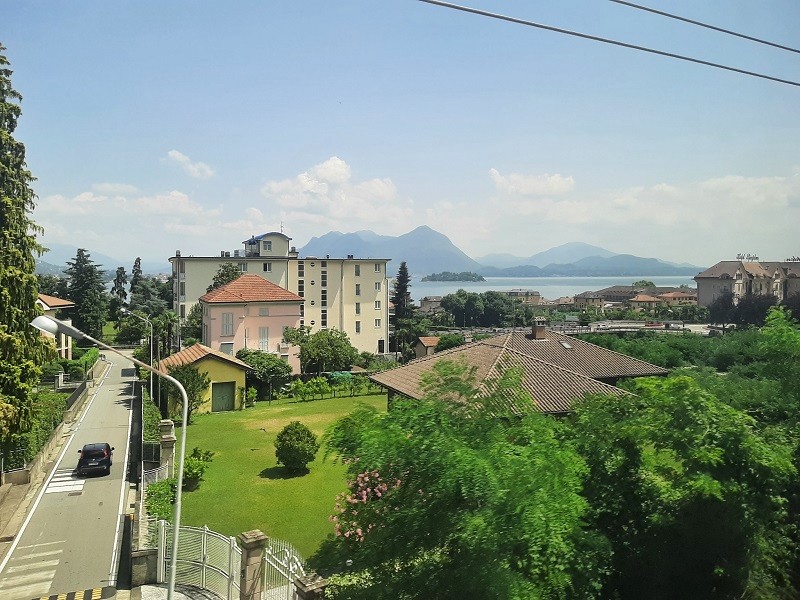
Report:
44,470,85,495
32,585,114,600
108,373,135,586
0,364,112,576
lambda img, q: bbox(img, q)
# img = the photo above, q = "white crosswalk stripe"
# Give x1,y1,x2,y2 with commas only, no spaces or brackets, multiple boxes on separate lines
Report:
0,541,64,599
44,468,84,494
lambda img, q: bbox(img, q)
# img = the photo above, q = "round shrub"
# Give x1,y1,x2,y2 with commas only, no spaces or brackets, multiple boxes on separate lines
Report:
274,421,319,472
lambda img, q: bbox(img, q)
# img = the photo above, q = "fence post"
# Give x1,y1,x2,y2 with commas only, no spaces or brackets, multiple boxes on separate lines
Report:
202,525,208,591
159,419,176,477
238,529,267,600
157,519,166,583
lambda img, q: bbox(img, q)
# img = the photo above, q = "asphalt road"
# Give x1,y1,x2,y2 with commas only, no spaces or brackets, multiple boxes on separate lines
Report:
0,356,134,599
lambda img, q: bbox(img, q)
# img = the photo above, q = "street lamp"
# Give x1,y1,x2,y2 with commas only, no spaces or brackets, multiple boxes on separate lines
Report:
31,315,188,600
121,308,154,403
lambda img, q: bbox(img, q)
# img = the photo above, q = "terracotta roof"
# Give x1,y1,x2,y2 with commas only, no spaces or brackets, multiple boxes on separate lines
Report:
630,294,661,302
418,336,440,348
371,330,665,414
156,343,250,373
200,274,302,304
37,293,75,309
659,291,696,299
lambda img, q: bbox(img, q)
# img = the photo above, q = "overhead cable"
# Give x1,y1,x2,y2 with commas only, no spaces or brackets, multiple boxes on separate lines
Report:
609,0,800,55
418,0,800,88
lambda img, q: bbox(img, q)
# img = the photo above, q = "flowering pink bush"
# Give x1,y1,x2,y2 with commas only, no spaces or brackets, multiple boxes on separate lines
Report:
330,470,401,542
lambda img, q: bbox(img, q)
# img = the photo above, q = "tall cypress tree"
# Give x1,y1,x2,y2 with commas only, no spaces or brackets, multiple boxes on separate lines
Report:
65,249,108,342
0,45,51,435
130,257,143,295
391,261,413,321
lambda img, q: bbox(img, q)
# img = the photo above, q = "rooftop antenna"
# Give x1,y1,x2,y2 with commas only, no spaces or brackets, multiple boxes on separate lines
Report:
280,221,284,234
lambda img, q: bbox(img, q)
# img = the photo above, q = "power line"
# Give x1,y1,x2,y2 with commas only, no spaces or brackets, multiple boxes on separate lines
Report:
608,0,800,55
418,0,800,88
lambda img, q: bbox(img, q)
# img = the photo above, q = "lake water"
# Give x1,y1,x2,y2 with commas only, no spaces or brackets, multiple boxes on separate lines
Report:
410,275,697,302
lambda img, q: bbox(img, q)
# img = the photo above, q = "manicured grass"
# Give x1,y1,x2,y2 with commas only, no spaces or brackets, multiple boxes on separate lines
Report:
102,321,118,344
176,393,386,557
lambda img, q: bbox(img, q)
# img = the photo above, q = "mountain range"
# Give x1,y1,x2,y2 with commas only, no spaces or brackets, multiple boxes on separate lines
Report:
34,228,704,280
300,228,703,277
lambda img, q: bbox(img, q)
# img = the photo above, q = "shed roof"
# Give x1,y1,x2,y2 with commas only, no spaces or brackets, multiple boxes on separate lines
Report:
157,343,250,373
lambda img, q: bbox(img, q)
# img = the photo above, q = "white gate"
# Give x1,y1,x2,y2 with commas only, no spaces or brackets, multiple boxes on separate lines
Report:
155,521,306,600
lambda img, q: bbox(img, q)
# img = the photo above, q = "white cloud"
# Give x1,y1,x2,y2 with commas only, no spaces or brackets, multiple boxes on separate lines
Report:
489,168,575,196
166,150,215,180
260,157,414,236
92,182,138,195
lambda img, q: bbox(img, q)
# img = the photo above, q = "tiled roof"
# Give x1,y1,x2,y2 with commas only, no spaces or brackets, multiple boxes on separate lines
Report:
157,343,250,373
418,336,440,348
630,294,661,302
37,293,74,309
371,330,665,415
200,274,302,304
695,260,800,280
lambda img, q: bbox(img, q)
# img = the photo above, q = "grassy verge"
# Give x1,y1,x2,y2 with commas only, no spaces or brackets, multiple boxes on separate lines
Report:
176,393,386,557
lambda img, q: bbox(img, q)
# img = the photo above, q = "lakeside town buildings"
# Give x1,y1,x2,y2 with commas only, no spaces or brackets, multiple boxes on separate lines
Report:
171,232,391,356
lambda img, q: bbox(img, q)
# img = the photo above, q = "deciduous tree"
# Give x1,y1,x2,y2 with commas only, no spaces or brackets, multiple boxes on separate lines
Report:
207,262,241,292
235,348,292,400
297,328,358,374
166,363,210,424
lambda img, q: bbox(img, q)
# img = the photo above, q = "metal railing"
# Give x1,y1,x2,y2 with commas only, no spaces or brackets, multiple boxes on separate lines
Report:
153,520,306,600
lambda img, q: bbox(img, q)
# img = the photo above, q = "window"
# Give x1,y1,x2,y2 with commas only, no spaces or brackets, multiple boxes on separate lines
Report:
321,290,327,307
300,304,304,318
355,283,361,296
259,307,269,316
222,313,234,336
354,264,360,277
374,318,381,328
220,342,234,355
263,240,272,252
355,321,361,333
239,262,248,272
321,260,327,267
321,272,327,287
355,302,361,315
259,327,269,351
374,263,381,273
179,262,185,274
180,304,185,318
298,280,304,297
298,261,304,277
374,300,381,310
263,262,272,272
179,282,185,296
374,282,381,292
321,310,327,327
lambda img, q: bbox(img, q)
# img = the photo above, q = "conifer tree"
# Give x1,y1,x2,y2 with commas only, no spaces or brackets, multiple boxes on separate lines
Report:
65,249,108,342
0,45,52,435
130,257,143,295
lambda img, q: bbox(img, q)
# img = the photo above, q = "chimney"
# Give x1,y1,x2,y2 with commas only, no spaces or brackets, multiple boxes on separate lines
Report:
531,316,548,339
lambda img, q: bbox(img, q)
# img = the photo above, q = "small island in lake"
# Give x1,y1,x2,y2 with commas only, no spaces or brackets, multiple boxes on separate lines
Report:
421,271,486,282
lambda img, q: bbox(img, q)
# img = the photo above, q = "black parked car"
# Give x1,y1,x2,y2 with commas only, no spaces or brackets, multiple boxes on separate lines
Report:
77,442,114,476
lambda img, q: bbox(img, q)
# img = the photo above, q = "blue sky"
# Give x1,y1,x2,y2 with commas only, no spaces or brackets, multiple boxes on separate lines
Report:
4,1,799,266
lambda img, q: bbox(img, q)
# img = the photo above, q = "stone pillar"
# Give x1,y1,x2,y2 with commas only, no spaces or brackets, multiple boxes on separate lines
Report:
238,529,268,600
160,419,176,477
295,574,328,599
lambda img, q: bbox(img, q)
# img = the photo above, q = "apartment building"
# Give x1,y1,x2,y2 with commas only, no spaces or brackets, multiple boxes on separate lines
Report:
171,232,391,355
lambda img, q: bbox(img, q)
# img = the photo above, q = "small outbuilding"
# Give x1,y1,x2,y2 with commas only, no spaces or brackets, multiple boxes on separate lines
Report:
157,343,250,413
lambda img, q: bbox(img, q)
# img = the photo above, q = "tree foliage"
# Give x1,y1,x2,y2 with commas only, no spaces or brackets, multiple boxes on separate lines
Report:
207,262,242,292
294,328,359,374
568,375,796,599
235,348,292,400
0,45,52,436
166,363,210,424
275,421,319,472
390,261,413,321
181,302,203,342
65,248,108,342
130,256,143,295
317,360,604,599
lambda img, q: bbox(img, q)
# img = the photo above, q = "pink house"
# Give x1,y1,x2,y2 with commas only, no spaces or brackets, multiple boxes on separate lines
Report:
199,274,303,374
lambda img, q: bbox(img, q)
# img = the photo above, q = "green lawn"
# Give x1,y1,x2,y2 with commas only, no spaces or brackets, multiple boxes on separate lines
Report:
176,393,386,557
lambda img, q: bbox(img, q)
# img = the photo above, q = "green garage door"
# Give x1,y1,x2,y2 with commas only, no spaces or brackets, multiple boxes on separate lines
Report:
211,382,236,412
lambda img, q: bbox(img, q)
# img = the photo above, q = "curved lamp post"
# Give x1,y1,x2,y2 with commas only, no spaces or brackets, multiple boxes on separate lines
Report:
121,308,154,403
31,315,188,600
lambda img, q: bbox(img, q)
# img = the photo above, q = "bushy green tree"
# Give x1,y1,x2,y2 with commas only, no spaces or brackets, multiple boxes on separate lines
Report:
317,360,604,599
207,262,241,292
128,277,168,316
0,45,52,435
65,248,108,342
235,348,292,400
36,274,69,298
433,332,464,352
130,257,143,295
568,375,796,599
166,363,210,424
297,328,358,374
275,421,319,472
181,302,203,342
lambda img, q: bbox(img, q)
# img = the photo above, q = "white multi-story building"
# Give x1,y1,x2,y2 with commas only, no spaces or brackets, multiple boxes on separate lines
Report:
170,232,391,355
